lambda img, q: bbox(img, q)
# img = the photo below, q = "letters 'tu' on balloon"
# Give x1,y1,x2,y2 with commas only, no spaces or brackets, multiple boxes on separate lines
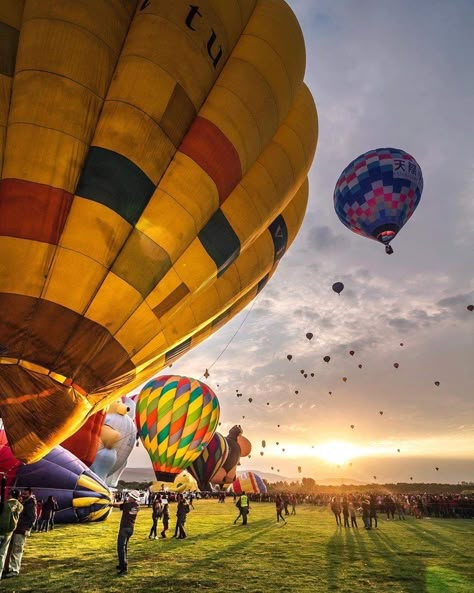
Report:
0,0,318,462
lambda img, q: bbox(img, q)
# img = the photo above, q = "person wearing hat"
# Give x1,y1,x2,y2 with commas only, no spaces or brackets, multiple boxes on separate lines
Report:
113,490,141,575
0,489,23,578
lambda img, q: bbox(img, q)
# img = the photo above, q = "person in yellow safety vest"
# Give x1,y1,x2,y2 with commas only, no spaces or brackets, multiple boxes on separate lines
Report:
238,492,250,526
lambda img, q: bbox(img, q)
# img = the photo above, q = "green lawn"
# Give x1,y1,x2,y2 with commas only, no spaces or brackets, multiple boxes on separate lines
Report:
2,502,473,593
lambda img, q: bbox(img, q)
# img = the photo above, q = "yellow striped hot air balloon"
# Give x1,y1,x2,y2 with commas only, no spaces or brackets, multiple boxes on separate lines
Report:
136,375,219,482
0,0,318,462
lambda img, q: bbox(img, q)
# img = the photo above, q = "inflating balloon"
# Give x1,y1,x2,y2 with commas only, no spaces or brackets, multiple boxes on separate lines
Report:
136,375,219,481
0,435,112,523
188,432,228,491
0,0,318,463
61,410,106,467
90,400,136,487
332,282,344,295
231,471,266,495
334,148,423,254
212,425,251,485
306,332,314,341
323,356,331,363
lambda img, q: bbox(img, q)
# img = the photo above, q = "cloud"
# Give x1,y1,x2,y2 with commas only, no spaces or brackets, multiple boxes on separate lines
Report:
306,225,346,252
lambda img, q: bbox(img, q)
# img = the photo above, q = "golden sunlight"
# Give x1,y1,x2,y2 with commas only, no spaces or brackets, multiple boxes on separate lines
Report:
314,441,361,465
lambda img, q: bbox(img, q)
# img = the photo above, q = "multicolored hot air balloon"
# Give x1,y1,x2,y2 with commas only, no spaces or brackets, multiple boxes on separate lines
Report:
334,148,423,254
0,434,112,523
0,0,318,463
211,425,251,485
188,432,229,491
231,471,267,495
136,375,219,482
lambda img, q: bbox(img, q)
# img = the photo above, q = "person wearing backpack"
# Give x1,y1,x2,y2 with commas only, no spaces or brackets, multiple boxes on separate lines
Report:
4,488,37,578
0,490,23,578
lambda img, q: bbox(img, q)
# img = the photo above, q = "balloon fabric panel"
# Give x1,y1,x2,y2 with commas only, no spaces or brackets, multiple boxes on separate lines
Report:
0,0,316,463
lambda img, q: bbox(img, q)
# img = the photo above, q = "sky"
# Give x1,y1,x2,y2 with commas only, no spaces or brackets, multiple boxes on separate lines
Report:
129,0,474,484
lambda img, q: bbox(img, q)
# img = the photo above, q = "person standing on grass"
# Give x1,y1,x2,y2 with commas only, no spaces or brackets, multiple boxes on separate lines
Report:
276,495,286,524
330,496,342,527
290,494,297,515
114,490,141,576
0,489,23,578
160,498,169,538
361,498,371,529
4,488,37,579
342,497,350,528
175,494,189,539
233,496,243,524
348,499,358,528
149,495,162,540
238,491,250,525
369,494,378,528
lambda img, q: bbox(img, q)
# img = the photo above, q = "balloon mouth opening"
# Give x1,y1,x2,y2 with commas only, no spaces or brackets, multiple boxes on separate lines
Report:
154,471,179,483
374,224,399,244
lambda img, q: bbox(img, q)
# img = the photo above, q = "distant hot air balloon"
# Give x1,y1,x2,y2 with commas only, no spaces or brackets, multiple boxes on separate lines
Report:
397,449,400,453
248,398,253,403
435,467,439,471
323,356,331,363
136,375,219,482
349,350,355,356
334,148,423,254
262,440,266,448
328,391,332,395
350,425,354,429
400,343,404,346
276,442,279,445
298,466,302,473
358,364,363,369
434,381,440,387
467,305,474,312
188,432,229,491
300,369,305,374
379,411,383,415
332,282,344,295
266,402,270,406
203,369,210,379
260,452,264,456
287,355,293,361
394,363,399,369
373,476,377,480
304,373,308,378
410,477,413,480
306,332,314,341
310,373,314,377
342,377,347,382
0,0,318,464
295,390,299,394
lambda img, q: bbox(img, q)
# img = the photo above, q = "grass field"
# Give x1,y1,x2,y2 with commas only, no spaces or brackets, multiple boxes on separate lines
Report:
1,501,473,593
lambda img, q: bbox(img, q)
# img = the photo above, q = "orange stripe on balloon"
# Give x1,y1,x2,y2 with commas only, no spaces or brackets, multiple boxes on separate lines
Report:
0,387,57,405
0,179,73,244
179,117,242,204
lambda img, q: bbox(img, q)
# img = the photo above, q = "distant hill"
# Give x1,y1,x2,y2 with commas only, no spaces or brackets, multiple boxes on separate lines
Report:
121,467,370,486
121,466,155,483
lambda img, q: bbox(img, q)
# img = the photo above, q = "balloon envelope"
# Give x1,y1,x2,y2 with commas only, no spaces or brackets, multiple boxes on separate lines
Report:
0,0,318,463
332,282,344,294
231,471,267,495
334,148,423,248
188,431,229,491
0,435,112,523
136,375,220,482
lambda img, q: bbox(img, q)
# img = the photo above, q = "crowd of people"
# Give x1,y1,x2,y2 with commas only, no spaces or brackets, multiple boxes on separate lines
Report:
1,486,472,579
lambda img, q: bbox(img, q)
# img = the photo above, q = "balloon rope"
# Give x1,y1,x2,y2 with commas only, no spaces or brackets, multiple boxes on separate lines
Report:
200,297,259,380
